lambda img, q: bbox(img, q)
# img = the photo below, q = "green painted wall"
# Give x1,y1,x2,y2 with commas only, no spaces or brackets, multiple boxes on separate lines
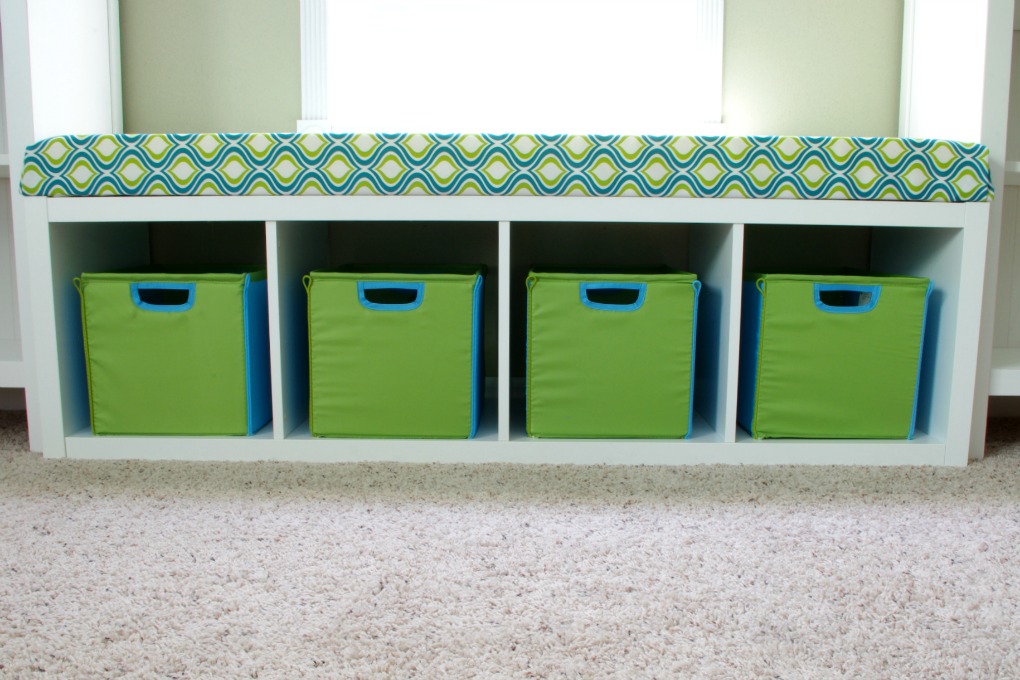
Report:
120,0,903,136
120,0,300,133
724,0,903,136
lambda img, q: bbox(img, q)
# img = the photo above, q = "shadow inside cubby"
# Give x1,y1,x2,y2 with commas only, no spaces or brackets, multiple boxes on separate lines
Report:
148,221,267,267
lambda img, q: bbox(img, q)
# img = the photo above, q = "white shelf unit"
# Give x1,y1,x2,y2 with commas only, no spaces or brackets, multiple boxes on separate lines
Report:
23,194,990,466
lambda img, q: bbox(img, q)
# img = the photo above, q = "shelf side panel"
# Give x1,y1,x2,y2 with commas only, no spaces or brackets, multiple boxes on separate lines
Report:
689,223,741,442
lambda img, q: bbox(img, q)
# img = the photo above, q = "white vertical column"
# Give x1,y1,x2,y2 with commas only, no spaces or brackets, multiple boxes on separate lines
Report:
265,221,286,440
721,223,745,443
106,0,123,133
24,200,62,456
969,0,1015,456
945,206,985,465
960,203,993,463
498,220,510,441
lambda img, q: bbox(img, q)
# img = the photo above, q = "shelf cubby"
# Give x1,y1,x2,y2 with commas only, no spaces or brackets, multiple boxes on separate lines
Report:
269,220,499,441
507,221,741,444
49,220,269,445
739,223,966,448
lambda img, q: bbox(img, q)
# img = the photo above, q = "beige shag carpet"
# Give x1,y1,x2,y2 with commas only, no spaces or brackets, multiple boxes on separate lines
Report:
1,410,1020,678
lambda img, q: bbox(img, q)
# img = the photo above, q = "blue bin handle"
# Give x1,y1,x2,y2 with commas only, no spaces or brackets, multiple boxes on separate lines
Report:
130,282,196,312
579,282,647,312
358,281,424,311
813,283,881,314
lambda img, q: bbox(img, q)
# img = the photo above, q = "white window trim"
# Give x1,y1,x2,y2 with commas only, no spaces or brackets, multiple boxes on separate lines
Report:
299,0,330,132
298,0,724,133
698,0,724,126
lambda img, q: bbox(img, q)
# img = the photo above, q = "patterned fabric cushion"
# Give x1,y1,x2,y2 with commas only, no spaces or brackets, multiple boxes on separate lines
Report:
20,132,992,202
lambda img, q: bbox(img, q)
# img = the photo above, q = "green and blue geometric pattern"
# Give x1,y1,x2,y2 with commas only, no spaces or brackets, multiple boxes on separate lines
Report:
21,132,992,202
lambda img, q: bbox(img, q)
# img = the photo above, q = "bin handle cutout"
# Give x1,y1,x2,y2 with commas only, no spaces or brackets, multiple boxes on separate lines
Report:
130,282,196,312
813,283,881,314
580,282,646,311
358,281,424,311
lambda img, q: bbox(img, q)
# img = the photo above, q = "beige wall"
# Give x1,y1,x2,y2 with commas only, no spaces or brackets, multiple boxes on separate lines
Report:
120,0,300,133
120,0,903,136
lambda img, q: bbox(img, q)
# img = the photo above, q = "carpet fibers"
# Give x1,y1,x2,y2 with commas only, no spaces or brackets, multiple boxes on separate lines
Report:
2,411,1020,678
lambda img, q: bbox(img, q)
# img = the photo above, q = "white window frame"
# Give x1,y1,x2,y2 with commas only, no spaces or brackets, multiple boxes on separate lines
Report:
298,0,723,133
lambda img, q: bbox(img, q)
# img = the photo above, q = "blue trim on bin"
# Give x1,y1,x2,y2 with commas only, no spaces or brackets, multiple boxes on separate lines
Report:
579,282,647,312
909,280,934,440
243,277,272,436
357,281,424,311
686,280,702,439
737,280,765,436
813,283,881,314
469,275,484,438
130,282,196,312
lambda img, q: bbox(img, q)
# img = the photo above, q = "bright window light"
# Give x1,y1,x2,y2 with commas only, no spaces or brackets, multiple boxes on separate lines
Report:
315,0,723,135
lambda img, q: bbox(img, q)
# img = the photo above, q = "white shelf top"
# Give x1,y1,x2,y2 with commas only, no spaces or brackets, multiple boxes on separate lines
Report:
41,194,983,230
0,154,9,179
990,346,1020,395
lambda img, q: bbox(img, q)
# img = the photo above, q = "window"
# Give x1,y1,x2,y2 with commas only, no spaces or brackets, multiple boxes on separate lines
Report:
301,0,723,135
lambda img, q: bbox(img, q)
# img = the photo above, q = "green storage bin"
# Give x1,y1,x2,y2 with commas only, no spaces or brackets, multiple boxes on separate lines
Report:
526,270,701,438
76,268,271,436
738,273,932,439
306,267,484,438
